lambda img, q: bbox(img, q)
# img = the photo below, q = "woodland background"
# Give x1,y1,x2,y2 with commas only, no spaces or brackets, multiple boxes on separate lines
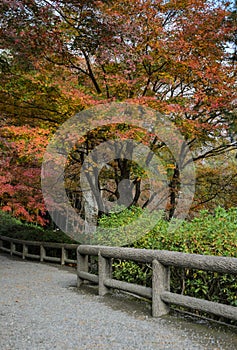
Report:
0,0,237,227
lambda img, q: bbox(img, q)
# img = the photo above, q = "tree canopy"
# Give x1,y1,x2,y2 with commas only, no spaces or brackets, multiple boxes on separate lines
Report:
0,0,236,225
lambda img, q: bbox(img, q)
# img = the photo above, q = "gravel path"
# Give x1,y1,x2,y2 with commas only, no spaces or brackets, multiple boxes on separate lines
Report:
0,253,236,350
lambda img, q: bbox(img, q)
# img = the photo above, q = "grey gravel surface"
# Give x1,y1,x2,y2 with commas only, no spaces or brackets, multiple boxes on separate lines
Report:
0,253,236,350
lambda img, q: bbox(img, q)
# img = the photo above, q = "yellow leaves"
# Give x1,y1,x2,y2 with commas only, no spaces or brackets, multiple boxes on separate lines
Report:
167,163,176,169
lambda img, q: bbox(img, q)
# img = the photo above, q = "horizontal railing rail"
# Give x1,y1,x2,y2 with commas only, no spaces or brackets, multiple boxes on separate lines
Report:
77,245,237,321
0,235,78,265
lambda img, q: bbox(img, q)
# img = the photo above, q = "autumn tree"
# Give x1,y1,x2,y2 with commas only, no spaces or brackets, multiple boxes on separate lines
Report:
0,0,100,126
1,0,237,224
1,0,236,134
0,125,50,224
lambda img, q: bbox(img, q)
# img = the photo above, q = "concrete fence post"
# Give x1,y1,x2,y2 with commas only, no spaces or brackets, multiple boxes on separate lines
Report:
77,250,89,288
40,245,46,262
10,241,15,256
22,244,28,260
98,251,112,296
61,247,67,265
152,259,170,317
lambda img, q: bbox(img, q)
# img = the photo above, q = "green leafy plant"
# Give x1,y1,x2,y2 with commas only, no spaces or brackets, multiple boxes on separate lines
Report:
0,211,78,243
98,206,237,312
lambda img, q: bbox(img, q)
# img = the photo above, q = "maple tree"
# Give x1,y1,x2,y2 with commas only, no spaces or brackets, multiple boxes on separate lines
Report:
0,125,50,224
0,0,237,226
64,123,172,219
0,0,101,126
0,52,97,127
1,0,236,133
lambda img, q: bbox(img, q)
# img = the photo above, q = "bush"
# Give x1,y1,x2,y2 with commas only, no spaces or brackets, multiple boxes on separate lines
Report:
0,211,78,243
133,206,237,257
96,205,161,246
98,206,237,313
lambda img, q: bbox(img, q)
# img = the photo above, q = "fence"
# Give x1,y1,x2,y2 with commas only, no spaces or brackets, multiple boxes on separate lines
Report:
0,235,78,265
77,245,237,321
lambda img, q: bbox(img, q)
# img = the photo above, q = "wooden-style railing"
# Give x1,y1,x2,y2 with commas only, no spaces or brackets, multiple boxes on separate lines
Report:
0,235,78,265
77,245,237,321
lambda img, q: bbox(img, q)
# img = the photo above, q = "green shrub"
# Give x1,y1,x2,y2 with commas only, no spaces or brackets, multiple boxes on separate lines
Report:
98,206,237,312
0,211,78,243
96,205,162,246
0,210,23,228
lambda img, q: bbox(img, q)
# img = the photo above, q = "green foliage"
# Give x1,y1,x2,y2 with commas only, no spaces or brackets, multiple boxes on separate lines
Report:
98,205,143,228
135,206,237,257
0,211,78,243
98,206,237,311
96,205,162,246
